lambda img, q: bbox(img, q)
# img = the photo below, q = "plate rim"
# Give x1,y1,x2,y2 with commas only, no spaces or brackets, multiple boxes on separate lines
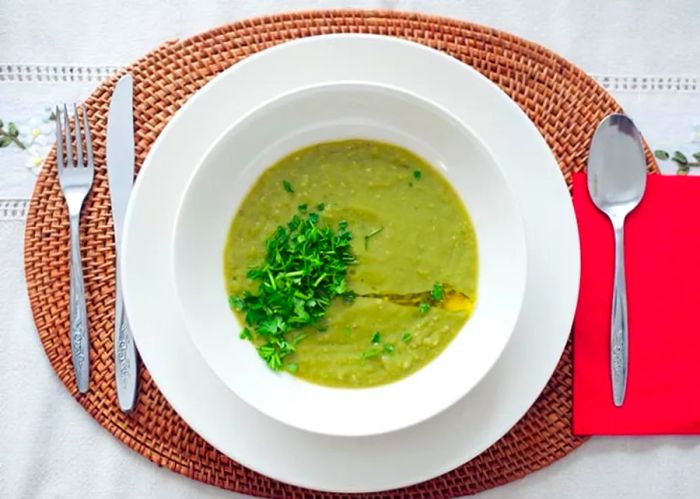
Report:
122,33,580,493
171,79,529,437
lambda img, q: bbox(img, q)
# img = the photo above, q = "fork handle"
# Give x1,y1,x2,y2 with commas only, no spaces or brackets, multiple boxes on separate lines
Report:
114,258,138,412
69,214,90,394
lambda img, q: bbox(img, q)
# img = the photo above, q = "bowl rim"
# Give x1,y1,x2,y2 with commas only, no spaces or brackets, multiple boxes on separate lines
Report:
172,79,528,436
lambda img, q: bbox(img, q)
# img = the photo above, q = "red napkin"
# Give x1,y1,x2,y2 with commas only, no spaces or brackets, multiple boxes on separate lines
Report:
573,172,700,435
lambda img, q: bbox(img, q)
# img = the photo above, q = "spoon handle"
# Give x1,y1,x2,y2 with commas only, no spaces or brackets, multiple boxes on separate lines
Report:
611,220,628,406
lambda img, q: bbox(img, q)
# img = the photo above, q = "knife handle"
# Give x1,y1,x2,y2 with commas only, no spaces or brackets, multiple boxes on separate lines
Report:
611,221,628,407
114,259,138,412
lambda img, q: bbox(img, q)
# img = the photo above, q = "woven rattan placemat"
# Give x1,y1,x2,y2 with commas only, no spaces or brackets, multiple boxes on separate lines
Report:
24,10,658,497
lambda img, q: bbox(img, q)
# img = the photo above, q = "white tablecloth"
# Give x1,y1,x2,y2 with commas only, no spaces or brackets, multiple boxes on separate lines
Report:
2,1,700,497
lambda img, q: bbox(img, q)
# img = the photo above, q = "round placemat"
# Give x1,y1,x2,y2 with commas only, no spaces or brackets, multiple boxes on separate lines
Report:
24,10,658,497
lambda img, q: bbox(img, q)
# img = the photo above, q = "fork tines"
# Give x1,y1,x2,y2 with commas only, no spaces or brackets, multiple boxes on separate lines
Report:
55,104,94,170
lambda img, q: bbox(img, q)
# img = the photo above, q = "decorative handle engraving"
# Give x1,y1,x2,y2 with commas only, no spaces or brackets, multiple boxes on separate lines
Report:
114,258,138,412
69,215,89,393
611,222,628,407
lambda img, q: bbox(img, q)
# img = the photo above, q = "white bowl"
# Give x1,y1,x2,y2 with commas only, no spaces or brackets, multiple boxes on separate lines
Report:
173,82,527,437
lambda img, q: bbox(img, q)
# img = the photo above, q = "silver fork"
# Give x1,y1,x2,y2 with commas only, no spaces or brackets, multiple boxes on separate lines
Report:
56,104,94,394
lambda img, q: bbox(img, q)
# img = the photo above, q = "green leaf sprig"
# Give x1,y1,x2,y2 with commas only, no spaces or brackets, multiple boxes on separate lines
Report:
0,119,26,149
231,205,357,371
655,149,700,175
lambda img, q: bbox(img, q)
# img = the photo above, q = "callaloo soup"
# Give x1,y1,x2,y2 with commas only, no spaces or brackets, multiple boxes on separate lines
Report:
225,139,478,388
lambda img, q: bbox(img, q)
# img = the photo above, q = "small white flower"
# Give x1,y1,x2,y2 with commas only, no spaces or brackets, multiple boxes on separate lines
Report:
25,152,46,175
14,115,56,175
18,126,52,175
26,116,53,138
39,121,53,135
8,110,60,175
33,133,51,147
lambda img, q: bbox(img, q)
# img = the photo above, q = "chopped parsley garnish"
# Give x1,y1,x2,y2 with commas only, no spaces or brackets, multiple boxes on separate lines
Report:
413,170,422,180
316,203,325,211
431,282,444,301
402,331,412,343
297,203,307,212
282,180,294,193
361,348,381,359
362,330,395,359
232,206,357,370
364,226,384,250
416,283,445,316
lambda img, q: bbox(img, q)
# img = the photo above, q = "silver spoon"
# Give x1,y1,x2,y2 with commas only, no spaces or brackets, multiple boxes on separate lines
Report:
587,114,647,407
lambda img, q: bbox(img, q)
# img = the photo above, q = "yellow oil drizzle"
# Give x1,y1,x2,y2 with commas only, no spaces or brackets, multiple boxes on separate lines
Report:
442,290,474,313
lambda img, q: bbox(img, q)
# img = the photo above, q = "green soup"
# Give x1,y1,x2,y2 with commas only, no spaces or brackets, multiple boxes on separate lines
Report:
224,140,478,388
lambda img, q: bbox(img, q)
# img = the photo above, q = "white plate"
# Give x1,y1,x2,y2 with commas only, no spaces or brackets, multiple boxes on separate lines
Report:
173,81,527,437
122,34,579,493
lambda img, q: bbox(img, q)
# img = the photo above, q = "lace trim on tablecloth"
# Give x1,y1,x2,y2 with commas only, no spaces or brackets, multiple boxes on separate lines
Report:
591,74,700,93
1,63,700,93
0,63,119,83
0,199,30,220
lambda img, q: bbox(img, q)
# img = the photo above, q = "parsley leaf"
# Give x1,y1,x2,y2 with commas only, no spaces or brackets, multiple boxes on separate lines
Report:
418,302,430,315
233,208,357,370
361,348,381,359
431,282,444,301
229,295,245,310
282,180,294,193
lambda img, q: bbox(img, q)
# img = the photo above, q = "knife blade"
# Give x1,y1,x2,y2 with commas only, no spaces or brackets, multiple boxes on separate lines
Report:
107,74,138,412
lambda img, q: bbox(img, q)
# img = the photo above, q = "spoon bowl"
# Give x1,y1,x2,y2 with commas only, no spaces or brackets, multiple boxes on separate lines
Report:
588,114,647,218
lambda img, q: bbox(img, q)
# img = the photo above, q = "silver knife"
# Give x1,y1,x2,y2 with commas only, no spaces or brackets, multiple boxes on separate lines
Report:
107,74,138,412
